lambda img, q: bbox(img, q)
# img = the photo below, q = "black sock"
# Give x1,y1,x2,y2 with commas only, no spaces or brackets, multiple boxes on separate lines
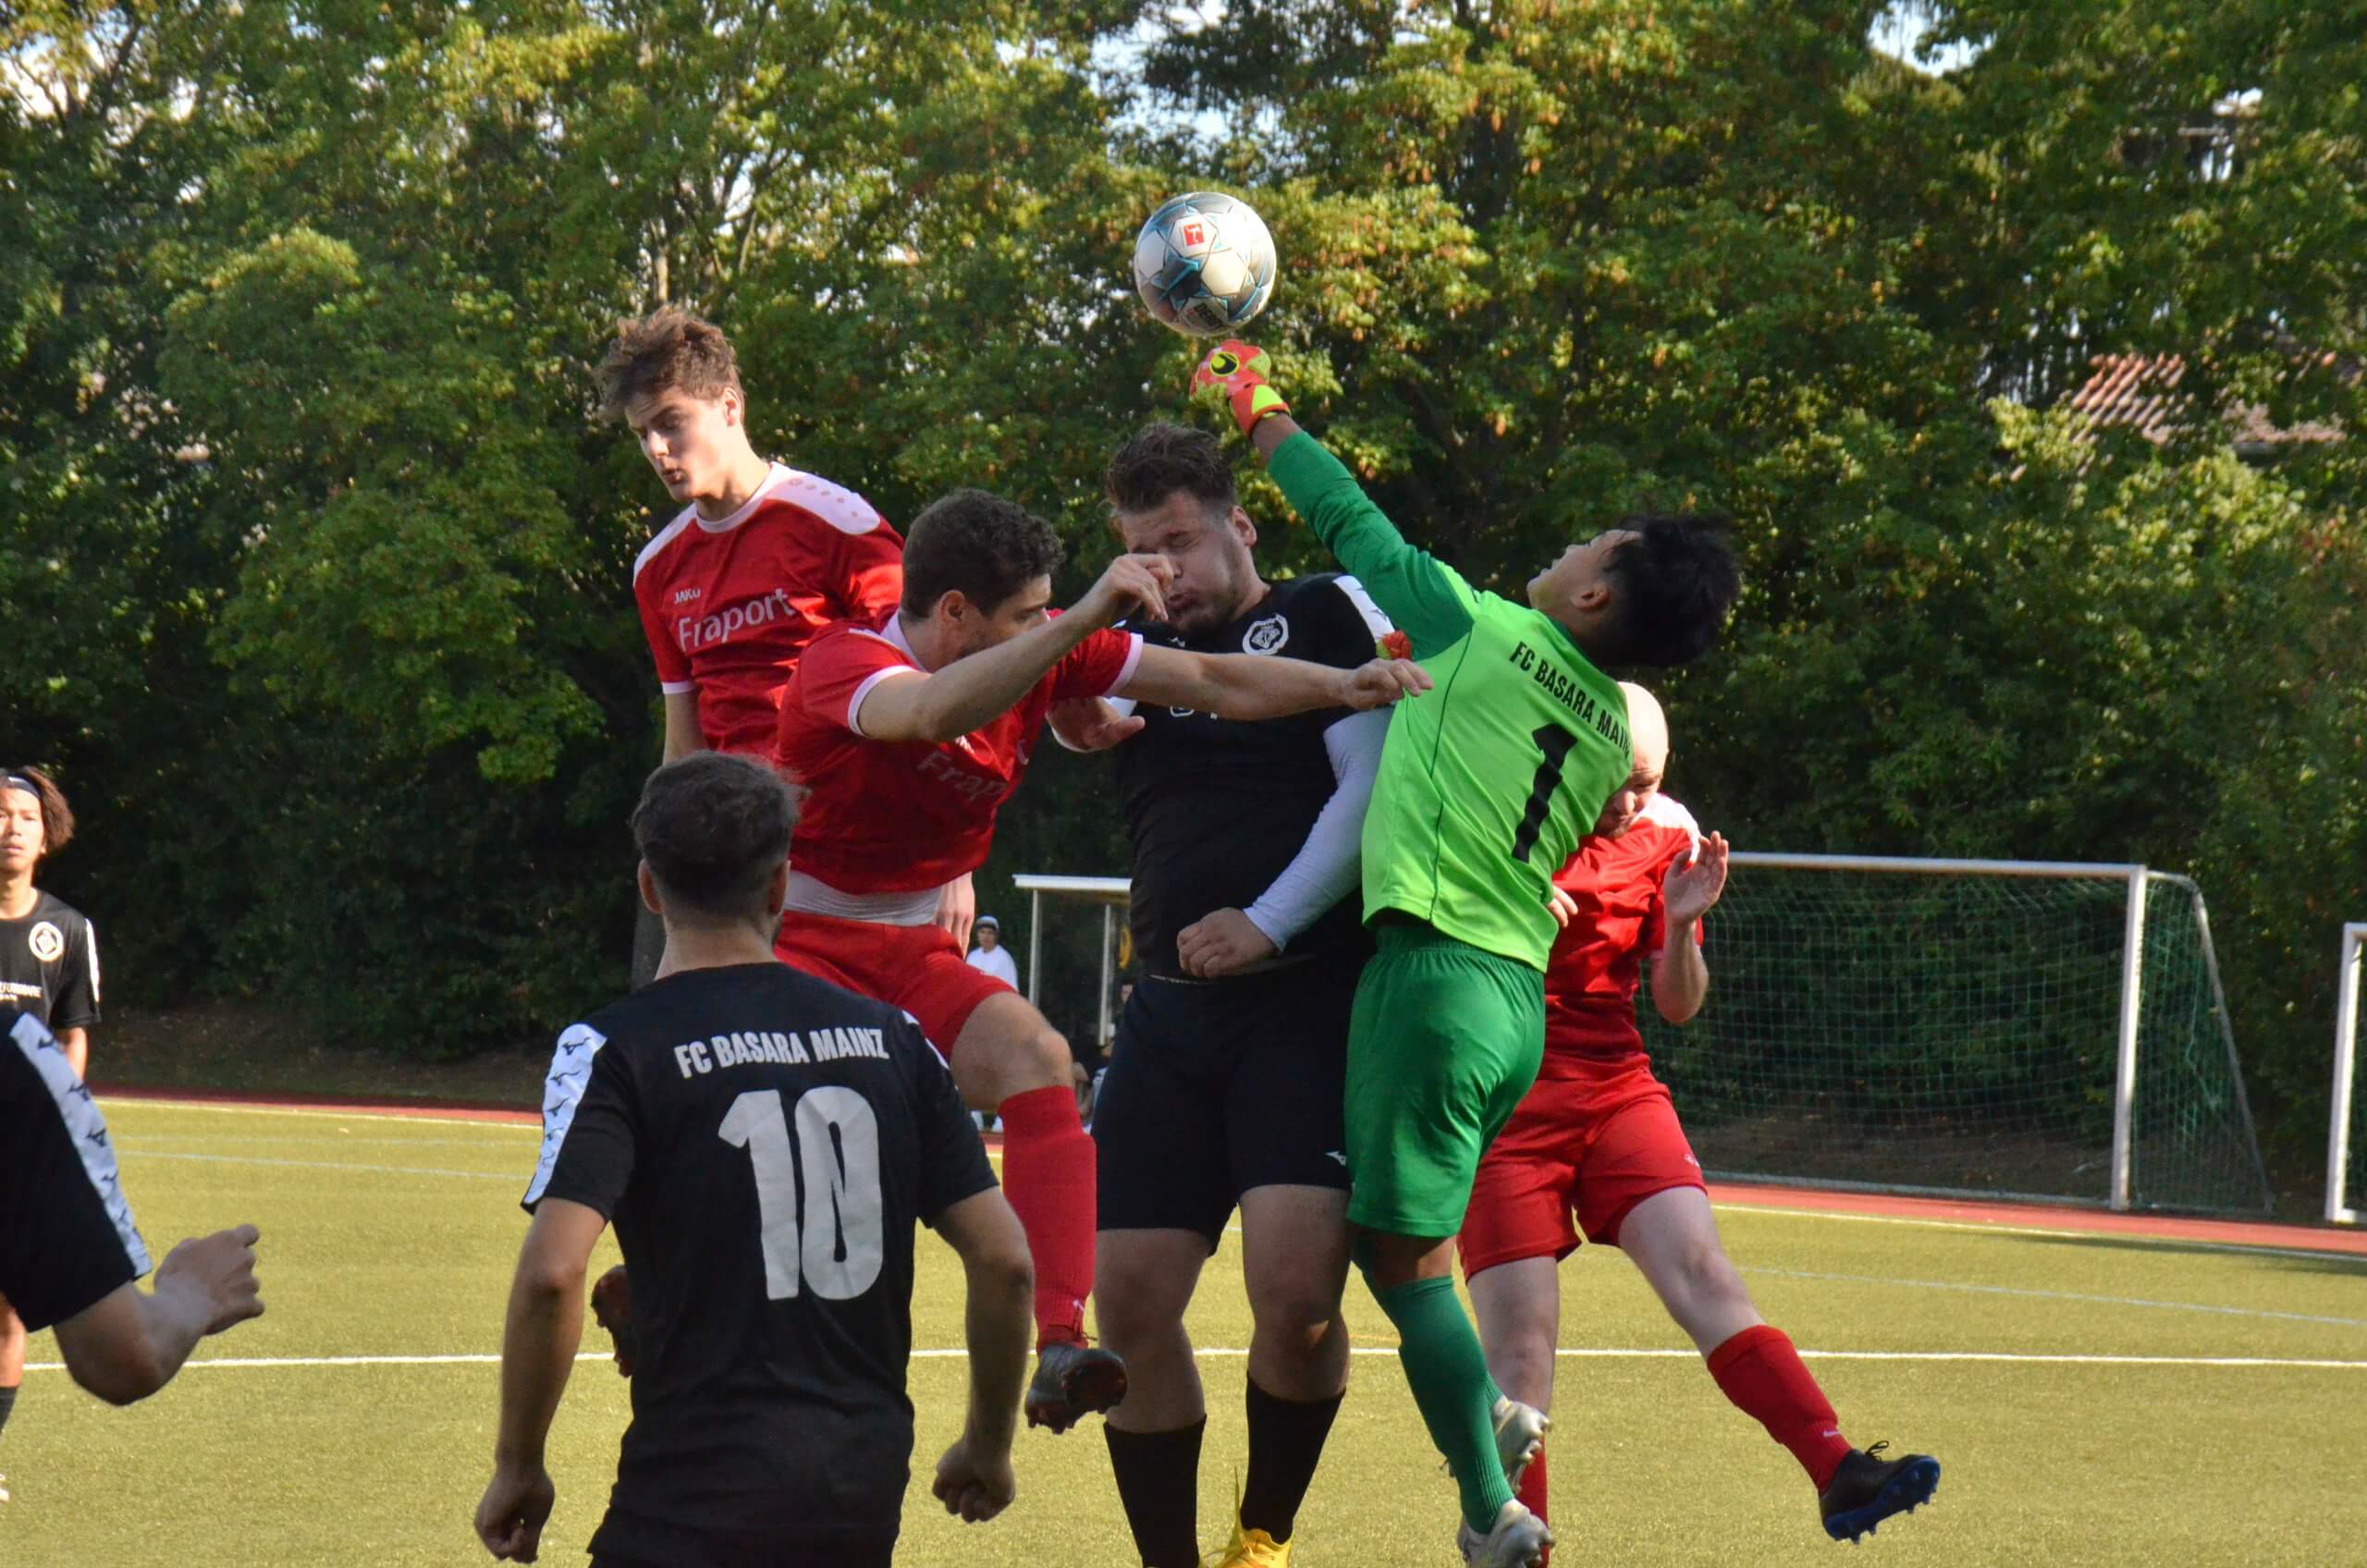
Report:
1104,1417,1206,1567
1239,1378,1345,1543
0,1381,17,1444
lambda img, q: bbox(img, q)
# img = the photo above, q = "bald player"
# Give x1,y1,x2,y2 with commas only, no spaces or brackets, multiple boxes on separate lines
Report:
1456,685,1938,1553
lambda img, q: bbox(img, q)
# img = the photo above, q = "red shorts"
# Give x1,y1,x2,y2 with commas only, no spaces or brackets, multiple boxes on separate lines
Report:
772,911,1012,1060
1456,1052,1706,1276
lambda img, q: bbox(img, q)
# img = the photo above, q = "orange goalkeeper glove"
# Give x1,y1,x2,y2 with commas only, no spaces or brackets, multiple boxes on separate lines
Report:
1192,340,1291,436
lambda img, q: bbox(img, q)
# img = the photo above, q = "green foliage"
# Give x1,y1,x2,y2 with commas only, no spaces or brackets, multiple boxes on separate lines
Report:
2,0,2361,1194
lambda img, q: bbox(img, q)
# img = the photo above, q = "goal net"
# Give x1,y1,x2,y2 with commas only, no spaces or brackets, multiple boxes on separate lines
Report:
2327,923,2365,1225
1638,854,2274,1214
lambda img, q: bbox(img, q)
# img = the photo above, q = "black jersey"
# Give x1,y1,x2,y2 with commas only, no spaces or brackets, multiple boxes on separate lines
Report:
0,890,100,1030
1117,572,1392,976
524,961,996,1558
0,1011,147,1330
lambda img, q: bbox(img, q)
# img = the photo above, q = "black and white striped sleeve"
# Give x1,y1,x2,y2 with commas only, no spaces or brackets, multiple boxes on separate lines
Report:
0,1011,149,1330
521,1023,634,1218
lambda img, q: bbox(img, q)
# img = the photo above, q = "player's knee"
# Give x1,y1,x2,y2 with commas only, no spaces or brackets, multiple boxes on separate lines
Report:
1678,1237,1746,1306
1247,1272,1344,1351
960,1023,1073,1105
1091,1261,1185,1346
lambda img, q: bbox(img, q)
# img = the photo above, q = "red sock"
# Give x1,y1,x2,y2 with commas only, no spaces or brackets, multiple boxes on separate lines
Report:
1706,1326,1852,1490
996,1085,1096,1349
1517,1443,1551,1565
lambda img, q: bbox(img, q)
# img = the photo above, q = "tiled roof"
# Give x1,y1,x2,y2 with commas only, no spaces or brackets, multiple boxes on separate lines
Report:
2065,353,2346,451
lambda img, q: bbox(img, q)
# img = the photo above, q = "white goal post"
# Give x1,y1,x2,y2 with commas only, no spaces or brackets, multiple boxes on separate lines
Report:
1014,854,2274,1214
1013,874,1132,1053
2327,923,2365,1225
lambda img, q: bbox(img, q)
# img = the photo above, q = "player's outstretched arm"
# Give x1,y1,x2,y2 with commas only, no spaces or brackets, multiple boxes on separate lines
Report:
1650,830,1728,1025
1119,643,1430,723
50,1224,265,1405
853,555,1174,745
931,1188,1032,1524
1193,342,1475,653
477,1198,604,1562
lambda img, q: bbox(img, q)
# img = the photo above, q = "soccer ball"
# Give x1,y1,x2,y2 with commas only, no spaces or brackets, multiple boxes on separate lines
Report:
1132,191,1278,337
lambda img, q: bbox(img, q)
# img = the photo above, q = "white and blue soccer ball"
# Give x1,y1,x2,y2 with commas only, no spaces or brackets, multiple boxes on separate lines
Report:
1132,191,1278,337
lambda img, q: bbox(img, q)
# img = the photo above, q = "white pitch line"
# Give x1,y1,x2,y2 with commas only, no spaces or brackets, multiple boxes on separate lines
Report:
1712,1201,2367,1268
120,1150,519,1182
1740,1265,2367,1328
93,1107,2367,1271
28,1348,2366,1376
1784,1351,2367,1368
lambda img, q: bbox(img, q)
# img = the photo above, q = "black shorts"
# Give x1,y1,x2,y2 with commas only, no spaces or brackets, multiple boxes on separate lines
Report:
1093,960,1358,1246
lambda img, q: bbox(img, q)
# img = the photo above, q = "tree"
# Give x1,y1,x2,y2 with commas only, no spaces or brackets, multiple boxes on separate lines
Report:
4,0,2359,1191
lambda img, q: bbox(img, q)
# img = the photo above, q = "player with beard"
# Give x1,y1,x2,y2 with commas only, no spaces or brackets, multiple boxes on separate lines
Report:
1086,424,1394,1568
772,487,1429,1434
1459,687,1938,1554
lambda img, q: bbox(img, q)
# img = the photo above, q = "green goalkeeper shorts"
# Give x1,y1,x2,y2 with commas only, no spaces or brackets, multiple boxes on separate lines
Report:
1343,920,1547,1238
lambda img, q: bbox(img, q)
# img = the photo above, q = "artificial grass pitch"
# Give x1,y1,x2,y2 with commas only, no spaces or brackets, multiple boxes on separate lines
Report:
5,1098,2363,1566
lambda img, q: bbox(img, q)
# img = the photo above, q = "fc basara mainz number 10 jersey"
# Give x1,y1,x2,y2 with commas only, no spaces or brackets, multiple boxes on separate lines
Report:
525,962,995,1560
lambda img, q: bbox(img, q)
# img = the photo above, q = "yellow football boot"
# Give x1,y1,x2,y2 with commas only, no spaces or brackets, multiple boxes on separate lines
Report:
1206,1524,1293,1567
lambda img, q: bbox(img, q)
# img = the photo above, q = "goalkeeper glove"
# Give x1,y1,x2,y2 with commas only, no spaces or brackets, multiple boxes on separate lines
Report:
1192,340,1291,436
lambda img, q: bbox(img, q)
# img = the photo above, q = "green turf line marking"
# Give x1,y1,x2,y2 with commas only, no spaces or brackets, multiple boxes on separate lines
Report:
1740,1265,2367,1327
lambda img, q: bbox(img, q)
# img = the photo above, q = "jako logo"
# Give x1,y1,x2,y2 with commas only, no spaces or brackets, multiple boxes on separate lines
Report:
677,589,799,652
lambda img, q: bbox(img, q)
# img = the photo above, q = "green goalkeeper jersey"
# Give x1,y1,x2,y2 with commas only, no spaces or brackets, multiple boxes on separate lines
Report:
1269,432,1631,973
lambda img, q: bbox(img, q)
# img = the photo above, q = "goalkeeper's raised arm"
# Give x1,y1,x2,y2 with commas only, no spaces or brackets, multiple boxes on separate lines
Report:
1192,343,1476,656
1192,339,1744,676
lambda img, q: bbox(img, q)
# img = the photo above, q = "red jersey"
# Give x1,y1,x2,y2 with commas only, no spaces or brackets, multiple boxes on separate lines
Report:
776,611,1145,895
1540,794,1704,1066
632,463,906,754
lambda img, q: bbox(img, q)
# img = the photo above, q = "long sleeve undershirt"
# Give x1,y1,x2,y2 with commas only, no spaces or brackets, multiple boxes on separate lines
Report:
1241,706,1390,950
